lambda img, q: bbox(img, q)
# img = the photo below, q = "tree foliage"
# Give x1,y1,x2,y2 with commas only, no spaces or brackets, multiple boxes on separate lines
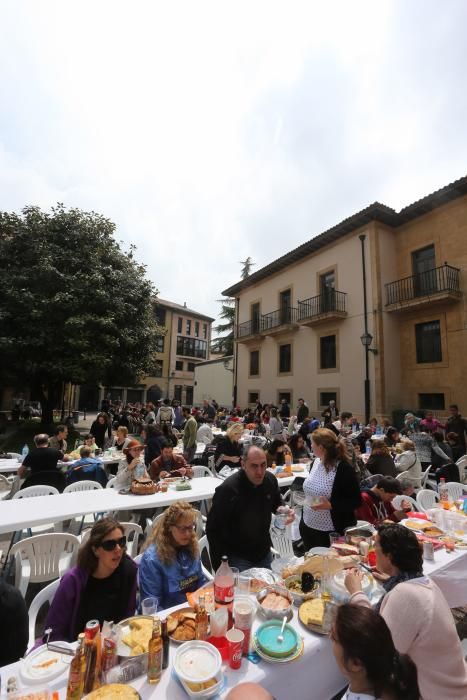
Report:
211,258,255,356
0,204,161,421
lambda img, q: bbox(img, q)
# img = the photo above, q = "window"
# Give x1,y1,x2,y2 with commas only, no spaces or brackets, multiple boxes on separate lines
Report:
319,391,337,407
186,320,192,335
279,289,291,324
178,317,183,333
320,271,336,312
412,245,436,296
194,321,200,338
155,336,164,353
249,350,259,376
154,361,163,378
185,386,194,405
174,385,182,402
176,336,208,359
187,362,195,372
278,391,291,404
203,323,208,339
251,303,260,333
279,344,291,373
155,307,166,326
248,391,259,404
320,335,336,369
175,361,184,371
419,393,445,410
415,321,442,363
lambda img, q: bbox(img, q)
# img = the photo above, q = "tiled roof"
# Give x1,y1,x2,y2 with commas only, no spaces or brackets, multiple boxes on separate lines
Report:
155,297,215,322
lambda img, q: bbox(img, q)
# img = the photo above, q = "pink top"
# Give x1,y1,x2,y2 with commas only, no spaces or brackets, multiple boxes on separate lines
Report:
351,578,467,700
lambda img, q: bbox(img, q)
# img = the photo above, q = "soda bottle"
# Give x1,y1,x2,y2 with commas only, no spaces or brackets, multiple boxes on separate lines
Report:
21,444,29,461
365,440,372,455
195,594,209,641
147,617,162,684
66,633,86,700
438,478,449,505
214,555,235,604
161,618,170,670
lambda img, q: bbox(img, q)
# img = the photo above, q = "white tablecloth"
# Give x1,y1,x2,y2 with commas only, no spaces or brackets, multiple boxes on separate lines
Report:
0,459,21,474
0,477,222,535
423,547,467,607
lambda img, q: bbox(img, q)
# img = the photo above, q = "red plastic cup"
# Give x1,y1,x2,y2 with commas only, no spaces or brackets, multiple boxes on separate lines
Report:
226,628,244,670
368,550,377,568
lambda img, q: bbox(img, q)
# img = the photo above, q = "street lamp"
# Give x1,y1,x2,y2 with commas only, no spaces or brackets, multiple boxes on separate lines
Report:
360,332,378,354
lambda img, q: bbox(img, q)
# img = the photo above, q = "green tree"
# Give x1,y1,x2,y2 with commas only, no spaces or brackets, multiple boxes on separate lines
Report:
0,204,162,423
211,258,254,356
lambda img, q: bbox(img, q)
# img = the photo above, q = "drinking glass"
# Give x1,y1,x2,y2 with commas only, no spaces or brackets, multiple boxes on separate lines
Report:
142,596,158,616
329,532,341,549
234,574,251,598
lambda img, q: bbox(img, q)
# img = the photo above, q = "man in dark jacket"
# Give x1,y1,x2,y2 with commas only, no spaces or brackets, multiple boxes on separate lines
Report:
0,579,28,665
206,446,293,571
296,398,309,424
446,405,467,453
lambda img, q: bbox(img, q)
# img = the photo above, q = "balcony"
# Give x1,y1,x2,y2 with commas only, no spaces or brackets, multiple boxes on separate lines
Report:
236,319,263,343
260,306,299,337
385,264,461,312
297,290,347,326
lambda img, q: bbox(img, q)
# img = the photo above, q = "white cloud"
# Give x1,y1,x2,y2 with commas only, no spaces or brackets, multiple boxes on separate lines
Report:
0,0,466,321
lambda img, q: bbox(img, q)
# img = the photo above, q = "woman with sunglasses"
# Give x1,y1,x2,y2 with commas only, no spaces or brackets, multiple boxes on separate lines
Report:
44,517,137,642
139,501,206,610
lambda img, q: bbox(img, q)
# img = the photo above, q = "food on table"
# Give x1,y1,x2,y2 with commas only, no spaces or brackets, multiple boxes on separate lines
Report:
185,678,217,692
130,477,158,495
276,471,291,479
32,657,58,669
285,577,304,594
423,526,444,537
167,609,197,641
404,519,444,537
7,694,50,700
300,598,325,626
282,552,355,580
291,465,305,472
249,577,268,593
84,684,139,698
175,480,192,491
121,617,154,655
301,572,315,593
331,543,360,556
260,591,290,611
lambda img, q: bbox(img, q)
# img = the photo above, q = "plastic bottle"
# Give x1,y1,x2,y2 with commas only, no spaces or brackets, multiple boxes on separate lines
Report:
214,555,235,604
438,477,449,504
365,440,372,455
21,444,29,460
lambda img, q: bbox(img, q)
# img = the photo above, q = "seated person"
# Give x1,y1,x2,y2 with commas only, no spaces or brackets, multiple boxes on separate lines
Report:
115,440,149,488
331,603,419,700
65,447,108,487
144,424,168,467
0,579,28,665
150,445,193,481
288,433,311,462
345,524,467,700
111,426,131,453
19,433,63,478
67,433,98,460
44,518,137,642
214,423,243,473
49,424,69,454
265,439,291,469
196,417,214,445
394,439,421,488
366,440,396,478
355,476,410,526
139,502,206,610
161,423,179,448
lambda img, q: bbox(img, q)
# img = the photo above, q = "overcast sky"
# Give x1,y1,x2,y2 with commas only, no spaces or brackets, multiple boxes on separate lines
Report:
1,1,466,327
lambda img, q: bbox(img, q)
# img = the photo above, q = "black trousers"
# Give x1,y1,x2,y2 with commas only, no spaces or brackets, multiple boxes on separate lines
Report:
299,518,332,549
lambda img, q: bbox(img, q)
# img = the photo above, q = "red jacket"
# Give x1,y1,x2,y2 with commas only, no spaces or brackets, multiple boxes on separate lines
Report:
355,489,396,526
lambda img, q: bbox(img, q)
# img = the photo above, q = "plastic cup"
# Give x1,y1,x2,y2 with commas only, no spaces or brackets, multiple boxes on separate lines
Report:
329,532,341,548
234,575,251,598
142,596,158,616
233,598,255,654
226,628,244,669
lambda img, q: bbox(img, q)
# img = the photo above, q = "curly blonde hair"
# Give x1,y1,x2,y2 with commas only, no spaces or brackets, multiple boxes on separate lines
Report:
144,501,199,565
226,423,244,440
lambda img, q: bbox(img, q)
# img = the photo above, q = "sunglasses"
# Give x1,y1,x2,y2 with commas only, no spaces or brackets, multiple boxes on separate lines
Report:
99,536,127,551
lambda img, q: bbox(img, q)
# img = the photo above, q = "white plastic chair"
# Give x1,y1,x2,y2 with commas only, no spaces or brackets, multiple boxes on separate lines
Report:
28,578,60,651
270,520,295,559
81,522,143,559
0,473,11,492
106,477,118,489
13,485,59,499
192,466,212,478
416,489,440,513
198,535,214,581
391,495,418,511
446,482,464,502
7,452,22,460
9,532,80,597
63,481,104,533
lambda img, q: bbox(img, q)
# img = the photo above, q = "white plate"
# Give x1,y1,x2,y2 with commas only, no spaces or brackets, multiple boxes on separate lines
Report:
20,643,73,685
307,547,331,555
332,570,372,595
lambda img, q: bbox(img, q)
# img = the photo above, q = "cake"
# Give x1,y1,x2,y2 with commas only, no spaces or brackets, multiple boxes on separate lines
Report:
130,477,158,495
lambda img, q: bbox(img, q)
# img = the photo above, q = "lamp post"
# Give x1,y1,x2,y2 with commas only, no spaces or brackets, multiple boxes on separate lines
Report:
359,234,371,425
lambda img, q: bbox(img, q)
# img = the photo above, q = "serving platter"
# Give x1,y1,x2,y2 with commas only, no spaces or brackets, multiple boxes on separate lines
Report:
20,642,73,685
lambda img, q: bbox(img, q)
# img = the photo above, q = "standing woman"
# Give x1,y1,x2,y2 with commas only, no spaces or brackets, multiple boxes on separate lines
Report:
300,428,361,548
90,412,112,450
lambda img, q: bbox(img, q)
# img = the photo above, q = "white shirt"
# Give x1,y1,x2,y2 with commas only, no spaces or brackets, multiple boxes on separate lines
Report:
343,691,379,700
196,424,213,445
303,459,336,531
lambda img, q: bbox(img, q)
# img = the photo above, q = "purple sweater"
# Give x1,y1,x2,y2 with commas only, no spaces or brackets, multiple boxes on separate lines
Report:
44,556,137,642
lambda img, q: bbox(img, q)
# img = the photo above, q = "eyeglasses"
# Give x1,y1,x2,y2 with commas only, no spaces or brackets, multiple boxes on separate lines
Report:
99,536,127,551
173,524,196,534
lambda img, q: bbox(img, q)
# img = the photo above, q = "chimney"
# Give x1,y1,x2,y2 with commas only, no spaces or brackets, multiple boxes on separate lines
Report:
183,301,187,308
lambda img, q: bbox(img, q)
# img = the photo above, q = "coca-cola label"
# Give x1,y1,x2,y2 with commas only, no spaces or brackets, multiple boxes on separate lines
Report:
214,583,234,603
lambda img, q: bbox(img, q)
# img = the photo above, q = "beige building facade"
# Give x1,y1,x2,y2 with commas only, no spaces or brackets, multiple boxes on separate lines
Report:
193,356,234,408
223,175,467,423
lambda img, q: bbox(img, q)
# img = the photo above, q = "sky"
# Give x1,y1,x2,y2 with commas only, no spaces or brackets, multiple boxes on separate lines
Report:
1,0,467,330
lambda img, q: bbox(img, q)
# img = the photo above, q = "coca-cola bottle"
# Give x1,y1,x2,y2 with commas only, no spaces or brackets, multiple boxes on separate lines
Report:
214,555,235,604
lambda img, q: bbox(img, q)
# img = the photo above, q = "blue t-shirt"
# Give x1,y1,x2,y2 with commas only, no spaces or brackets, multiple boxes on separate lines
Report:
138,545,206,610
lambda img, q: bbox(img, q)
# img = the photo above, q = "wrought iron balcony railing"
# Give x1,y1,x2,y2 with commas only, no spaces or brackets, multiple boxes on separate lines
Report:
260,306,299,332
298,290,347,321
237,319,261,338
385,264,460,306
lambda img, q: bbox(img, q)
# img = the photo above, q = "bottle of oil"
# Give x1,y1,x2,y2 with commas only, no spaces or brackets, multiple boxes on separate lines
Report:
195,594,209,641
66,633,86,700
147,616,162,684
